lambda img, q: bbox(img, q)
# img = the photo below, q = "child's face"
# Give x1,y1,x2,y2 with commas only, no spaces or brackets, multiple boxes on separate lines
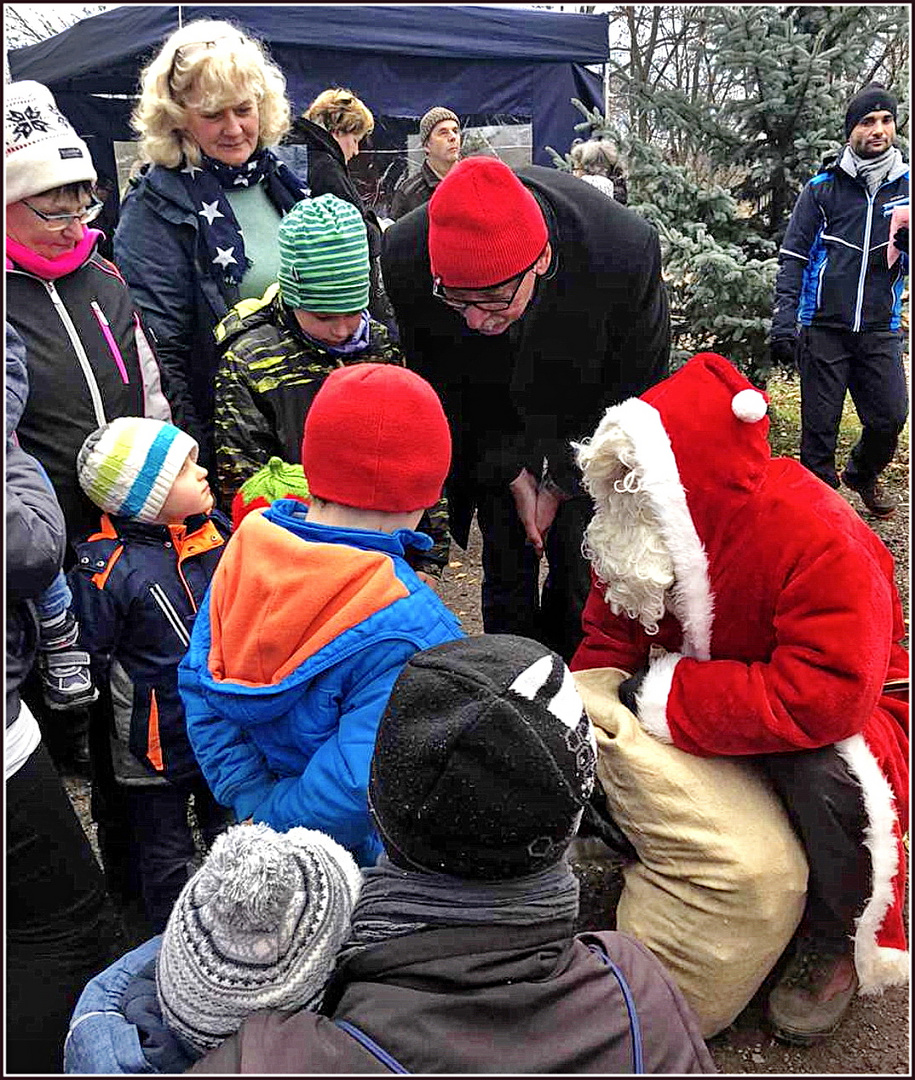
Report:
294,309,363,347
157,454,214,522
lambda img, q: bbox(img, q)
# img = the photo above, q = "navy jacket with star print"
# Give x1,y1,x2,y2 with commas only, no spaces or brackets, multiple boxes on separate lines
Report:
114,158,303,467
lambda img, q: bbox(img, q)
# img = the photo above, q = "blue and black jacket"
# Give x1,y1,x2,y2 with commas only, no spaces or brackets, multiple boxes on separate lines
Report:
68,511,230,784
771,148,908,340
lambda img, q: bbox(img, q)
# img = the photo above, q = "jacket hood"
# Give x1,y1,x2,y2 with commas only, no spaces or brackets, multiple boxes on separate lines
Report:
577,352,771,659
201,503,427,707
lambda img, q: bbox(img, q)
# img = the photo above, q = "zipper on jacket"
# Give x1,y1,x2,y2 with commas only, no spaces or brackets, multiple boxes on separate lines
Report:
44,280,107,425
90,300,130,384
149,583,191,647
853,190,876,332
853,176,904,333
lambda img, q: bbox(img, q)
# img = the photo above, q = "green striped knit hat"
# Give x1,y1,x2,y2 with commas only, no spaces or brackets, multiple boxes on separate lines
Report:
278,193,370,313
77,417,198,523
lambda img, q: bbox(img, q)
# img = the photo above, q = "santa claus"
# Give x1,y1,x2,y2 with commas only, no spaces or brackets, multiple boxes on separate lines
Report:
571,352,908,1045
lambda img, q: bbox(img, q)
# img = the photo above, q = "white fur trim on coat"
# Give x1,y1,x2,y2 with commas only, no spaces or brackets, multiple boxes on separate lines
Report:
633,651,682,743
592,398,714,659
834,734,909,991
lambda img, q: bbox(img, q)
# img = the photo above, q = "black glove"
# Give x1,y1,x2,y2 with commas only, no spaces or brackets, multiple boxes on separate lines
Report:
577,787,639,861
618,667,649,715
769,337,798,371
893,225,909,256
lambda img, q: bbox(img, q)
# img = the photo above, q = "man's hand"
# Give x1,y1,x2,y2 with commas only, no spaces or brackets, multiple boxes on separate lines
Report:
534,486,562,541
893,225,909,256
509,468,543,556
769,337,797,371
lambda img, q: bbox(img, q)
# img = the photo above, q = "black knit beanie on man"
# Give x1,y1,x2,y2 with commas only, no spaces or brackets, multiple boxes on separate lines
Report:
845,83,898,138
368,634,597,880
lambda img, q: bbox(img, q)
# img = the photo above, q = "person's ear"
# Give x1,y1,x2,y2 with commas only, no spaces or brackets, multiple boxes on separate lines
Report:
534,242,552,276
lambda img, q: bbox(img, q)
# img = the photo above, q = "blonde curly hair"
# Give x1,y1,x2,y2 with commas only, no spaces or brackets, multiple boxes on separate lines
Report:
132,19,291,169
305,88,374,139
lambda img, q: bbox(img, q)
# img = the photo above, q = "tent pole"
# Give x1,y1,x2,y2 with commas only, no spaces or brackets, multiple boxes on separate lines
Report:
603,61,609,124
178,6,183,29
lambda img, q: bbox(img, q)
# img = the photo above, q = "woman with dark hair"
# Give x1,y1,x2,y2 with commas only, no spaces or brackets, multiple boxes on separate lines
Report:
114,20,308,474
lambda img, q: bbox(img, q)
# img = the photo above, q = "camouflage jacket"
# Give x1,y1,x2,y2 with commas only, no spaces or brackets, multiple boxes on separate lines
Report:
213,287,450,574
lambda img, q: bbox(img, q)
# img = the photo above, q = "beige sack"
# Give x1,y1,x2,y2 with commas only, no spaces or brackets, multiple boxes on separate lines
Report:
573,667,808,1038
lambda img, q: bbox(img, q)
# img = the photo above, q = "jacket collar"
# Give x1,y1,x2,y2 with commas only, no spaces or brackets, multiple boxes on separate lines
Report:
290,115,346,166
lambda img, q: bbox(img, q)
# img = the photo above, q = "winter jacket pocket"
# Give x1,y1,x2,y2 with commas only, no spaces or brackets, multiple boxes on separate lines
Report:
128,675,201,782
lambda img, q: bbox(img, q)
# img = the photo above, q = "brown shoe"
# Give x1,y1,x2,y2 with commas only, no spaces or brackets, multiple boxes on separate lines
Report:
841,470,897,518
767,941,858,1045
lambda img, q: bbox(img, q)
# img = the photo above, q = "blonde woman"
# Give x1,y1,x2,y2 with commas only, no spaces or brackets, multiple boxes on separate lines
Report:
289,88,393,331
114,19,308,472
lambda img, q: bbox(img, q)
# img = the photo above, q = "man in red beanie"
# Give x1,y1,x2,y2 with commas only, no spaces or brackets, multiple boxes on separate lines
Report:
381,155,669,661
179,363,464,867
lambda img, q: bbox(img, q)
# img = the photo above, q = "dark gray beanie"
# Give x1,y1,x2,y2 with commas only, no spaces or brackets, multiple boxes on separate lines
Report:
419,106,459,145
845,83,898,137
368,634,596,880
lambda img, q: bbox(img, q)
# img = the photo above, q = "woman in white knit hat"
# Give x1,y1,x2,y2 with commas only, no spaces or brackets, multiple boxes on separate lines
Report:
5,80,172,782
5,80,171,554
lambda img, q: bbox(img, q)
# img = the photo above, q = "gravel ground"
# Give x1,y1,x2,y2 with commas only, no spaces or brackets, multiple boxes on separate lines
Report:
62,422,910,1073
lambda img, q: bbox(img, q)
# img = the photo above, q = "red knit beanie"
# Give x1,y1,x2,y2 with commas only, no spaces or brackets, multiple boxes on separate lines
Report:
301,364,451,512
428,157,548,288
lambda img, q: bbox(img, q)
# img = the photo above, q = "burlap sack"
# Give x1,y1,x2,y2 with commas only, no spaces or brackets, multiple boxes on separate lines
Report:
573,666,808,1038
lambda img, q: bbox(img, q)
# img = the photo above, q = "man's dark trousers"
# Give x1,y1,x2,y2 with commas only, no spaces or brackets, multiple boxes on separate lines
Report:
798,326,907,488
475,483,592,663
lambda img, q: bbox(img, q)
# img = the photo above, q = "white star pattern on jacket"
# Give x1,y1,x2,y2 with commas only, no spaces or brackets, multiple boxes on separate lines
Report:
213,246,237,268
181,162,203,178
199,201,224,225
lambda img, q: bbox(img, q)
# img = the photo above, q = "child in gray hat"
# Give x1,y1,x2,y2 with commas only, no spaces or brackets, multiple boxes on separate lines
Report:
64,823,362,1073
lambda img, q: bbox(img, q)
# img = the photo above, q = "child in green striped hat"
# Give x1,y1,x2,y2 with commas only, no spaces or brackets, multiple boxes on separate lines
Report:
213,192,449,579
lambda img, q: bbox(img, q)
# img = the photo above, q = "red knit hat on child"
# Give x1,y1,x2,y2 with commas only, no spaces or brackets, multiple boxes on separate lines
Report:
428,157,548,288
301,364,451,513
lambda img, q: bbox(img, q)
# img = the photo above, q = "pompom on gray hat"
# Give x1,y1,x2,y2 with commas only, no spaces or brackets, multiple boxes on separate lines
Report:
157,823,362,1054
420,106,459,145
278,193,369,313
5,80,97,205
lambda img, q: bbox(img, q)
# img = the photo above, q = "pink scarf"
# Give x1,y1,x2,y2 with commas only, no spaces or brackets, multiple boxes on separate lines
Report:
5,228,103,279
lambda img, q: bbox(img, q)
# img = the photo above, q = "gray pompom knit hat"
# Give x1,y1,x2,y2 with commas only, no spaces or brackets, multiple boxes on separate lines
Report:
419,106,459,145
77,417,198,523
5,80,97,205
369,634,597,880
157,823,362,1055
278,193,370,313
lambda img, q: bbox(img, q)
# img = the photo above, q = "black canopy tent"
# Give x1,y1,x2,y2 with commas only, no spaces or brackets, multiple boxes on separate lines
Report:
8,3,608,209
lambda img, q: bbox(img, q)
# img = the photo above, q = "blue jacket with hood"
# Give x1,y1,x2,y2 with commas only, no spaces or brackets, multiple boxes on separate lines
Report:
179,499,464,866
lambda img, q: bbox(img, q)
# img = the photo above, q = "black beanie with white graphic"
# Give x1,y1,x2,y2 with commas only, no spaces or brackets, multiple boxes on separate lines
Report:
369,634,596,879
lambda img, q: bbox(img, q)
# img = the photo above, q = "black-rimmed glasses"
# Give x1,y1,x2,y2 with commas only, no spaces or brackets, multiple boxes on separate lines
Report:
22,197,103,231
432,252,542,312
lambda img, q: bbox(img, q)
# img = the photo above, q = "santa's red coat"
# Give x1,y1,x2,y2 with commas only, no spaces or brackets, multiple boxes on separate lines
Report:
572,353,909,991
